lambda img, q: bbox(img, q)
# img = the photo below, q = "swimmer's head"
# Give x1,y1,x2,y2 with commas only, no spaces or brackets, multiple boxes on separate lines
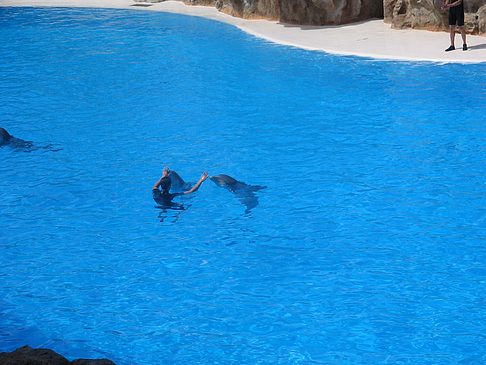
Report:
160,176,171,193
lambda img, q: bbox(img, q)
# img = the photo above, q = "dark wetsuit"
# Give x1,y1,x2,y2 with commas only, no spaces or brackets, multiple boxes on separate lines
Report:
449,0,464,26
152,188,184,208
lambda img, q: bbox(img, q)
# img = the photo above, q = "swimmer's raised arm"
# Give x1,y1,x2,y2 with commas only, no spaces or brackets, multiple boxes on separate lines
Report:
153,167,170,190
183,172,209,195
152,177,163,190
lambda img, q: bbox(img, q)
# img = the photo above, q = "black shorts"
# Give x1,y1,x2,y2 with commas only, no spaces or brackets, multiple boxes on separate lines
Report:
449,6,464,26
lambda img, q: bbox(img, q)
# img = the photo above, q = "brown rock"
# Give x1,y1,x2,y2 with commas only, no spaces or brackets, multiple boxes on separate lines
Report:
280,0,384,25
189,0,384,25
463,0,484,13
385,0,446,30
214,0,281,19
479,4,486,34
384,0,483,34
184,0,486,33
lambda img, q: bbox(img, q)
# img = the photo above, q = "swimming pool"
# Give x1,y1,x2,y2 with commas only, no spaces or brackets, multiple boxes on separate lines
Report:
1,6,485,364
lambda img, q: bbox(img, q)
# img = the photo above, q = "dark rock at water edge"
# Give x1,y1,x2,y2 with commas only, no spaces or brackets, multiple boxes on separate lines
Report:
0,346,69,365
0,346,116,365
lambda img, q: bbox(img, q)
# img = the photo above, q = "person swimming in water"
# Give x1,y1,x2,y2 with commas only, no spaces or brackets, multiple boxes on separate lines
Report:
152,167,208,208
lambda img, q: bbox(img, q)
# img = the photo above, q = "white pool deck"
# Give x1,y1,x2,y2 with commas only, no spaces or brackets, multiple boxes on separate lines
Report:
2,0,486,63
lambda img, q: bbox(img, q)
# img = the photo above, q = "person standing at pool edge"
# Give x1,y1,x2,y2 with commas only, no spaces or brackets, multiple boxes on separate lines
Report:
442,0,467,51
152,167,208,206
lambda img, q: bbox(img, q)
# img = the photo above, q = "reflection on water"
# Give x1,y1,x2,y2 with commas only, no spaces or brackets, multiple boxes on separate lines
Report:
155,203,188,223
5,141,63,153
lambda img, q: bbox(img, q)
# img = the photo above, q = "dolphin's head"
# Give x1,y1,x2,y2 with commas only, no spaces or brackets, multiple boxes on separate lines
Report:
210,174,238,187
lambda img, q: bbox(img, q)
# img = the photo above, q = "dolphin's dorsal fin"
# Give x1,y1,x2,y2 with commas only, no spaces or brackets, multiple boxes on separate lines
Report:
169,171,189,191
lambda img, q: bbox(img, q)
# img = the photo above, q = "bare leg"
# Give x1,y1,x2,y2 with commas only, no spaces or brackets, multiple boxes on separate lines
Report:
449,26,455,47
445,26,456,51
459,26,467,48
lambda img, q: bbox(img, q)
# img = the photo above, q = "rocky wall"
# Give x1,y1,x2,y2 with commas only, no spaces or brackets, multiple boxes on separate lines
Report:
174,0,486,34
186,0,385,25
384,0,486,34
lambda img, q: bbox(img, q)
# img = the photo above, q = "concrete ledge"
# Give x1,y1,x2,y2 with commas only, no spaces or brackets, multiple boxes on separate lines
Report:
1,0,485,63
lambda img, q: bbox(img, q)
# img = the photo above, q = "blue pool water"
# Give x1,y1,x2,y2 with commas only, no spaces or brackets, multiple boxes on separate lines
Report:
1,6,486,364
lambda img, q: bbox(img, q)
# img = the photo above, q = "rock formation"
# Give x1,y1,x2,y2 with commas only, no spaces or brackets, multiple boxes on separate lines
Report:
134,0,486,34
384,0,485,34
187,0,385,25
0,346,116,365
479,4,486,34
178,0,486,34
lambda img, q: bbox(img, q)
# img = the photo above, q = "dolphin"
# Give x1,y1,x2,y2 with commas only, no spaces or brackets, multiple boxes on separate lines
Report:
210,174,266,214
0,127,34,149
0,127,12,146
168,170,192,192
0,127,62,151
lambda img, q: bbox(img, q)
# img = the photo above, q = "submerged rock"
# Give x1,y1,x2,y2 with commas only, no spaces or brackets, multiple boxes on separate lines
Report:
0,346,116,365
